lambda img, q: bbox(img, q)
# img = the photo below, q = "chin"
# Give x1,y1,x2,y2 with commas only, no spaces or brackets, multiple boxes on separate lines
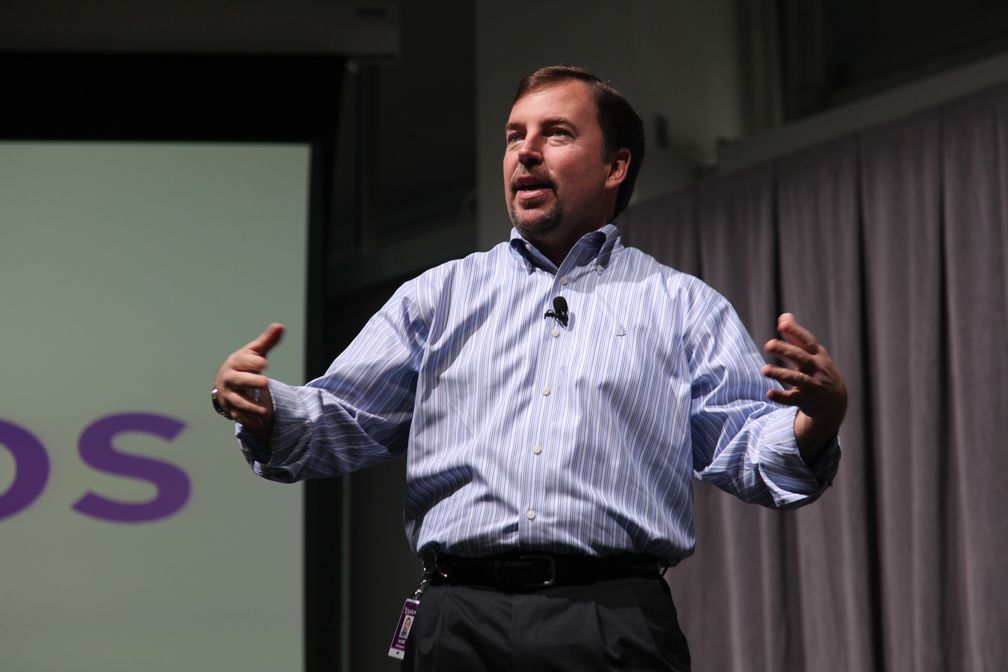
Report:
510,204,562,239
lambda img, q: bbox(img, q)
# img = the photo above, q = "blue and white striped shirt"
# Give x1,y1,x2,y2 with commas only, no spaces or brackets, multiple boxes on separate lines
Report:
240,224,839,562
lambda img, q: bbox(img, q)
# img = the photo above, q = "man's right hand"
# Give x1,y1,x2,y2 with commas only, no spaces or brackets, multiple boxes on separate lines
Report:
213,323,285,444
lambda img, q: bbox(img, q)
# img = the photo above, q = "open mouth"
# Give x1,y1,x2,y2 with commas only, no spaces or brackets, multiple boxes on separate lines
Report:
513,176,554,200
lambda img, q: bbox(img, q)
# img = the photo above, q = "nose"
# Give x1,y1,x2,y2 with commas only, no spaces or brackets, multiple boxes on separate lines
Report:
517,135,543,167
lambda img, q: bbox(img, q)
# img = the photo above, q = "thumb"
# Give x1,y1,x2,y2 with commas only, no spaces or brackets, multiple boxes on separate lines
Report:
246,322,285,356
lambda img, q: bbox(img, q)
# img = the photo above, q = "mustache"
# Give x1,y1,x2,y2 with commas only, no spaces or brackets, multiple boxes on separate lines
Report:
511,171,555,192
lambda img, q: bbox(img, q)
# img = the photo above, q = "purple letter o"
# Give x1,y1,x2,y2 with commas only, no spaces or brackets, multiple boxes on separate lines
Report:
0,419,50,521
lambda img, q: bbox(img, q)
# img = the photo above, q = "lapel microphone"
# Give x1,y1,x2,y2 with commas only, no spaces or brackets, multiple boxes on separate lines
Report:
545,296,569,327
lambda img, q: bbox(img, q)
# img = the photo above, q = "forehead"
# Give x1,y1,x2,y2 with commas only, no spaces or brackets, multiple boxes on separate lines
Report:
506,80,598,127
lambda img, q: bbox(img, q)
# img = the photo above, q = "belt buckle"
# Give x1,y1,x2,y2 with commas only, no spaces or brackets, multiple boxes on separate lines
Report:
517,554,556,588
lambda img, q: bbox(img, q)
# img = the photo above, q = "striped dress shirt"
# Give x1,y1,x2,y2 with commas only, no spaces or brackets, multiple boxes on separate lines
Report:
239,224,839,563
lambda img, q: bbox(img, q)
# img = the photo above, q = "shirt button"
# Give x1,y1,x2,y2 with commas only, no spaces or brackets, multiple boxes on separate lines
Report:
533,445,542,455
527,509,536,520
559,275,569,285
542,386,551,396
551,328,560,338
596,264,604,273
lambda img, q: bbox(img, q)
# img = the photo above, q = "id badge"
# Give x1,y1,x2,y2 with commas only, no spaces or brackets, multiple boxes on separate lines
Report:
387,598,420,660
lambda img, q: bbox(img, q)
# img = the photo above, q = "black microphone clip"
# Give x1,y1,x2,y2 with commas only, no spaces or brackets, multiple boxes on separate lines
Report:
544,295,569,327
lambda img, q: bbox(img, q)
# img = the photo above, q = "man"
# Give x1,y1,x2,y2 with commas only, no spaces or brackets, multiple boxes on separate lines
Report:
212,66,846,671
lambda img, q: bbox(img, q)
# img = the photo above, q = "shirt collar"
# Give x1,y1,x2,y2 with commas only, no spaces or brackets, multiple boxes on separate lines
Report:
508,223,621,274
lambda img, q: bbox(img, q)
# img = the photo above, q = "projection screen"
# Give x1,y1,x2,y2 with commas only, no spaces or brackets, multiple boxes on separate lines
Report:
0,142,307,672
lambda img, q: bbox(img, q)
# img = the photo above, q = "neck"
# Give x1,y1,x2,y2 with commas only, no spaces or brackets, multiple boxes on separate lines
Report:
536,237,577,268
521,222,608,268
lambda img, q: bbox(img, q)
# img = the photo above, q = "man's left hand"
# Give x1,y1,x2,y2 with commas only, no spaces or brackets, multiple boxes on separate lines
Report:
762,313,848,464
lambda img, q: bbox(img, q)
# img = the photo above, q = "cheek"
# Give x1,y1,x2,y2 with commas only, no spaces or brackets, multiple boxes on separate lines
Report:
502,153,518,179
555,159,605,195
502,157,512,192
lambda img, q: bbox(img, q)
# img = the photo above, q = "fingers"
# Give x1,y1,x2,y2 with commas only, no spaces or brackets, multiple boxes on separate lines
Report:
229,350,270,375
764,338,816,372
776,313,818,353
764,313,831,373
762,313,848,439
227,323,286,378
766,386,803,407
228,370,270,390
225,387,271,418
246,323,285,357
215,371,271,417
762,363,811,389
212,324,284,424
763,313,826,393
761,364,818,413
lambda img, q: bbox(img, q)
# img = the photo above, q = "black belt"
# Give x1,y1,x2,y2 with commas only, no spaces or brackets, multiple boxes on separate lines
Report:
422,552,662,591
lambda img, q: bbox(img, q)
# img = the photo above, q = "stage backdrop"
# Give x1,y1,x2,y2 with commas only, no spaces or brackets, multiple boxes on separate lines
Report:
0,143,307,672
620,81,1008,671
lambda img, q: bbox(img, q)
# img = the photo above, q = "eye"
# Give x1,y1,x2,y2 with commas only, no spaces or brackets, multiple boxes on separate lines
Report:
548,128,572,138
506,131,523,145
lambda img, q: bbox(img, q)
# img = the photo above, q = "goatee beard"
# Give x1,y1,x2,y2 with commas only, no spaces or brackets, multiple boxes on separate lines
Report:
509,201,563,239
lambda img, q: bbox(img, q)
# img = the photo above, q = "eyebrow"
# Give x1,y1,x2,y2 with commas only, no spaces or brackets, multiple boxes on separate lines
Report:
540,116,574,127
504,116,575,132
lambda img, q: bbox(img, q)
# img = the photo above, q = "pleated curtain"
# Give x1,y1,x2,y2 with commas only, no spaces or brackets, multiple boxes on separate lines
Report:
619,82,1008,671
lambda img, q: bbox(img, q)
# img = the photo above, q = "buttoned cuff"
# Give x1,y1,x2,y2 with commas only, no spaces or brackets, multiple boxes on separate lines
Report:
235,379,309,471
757,407,841,507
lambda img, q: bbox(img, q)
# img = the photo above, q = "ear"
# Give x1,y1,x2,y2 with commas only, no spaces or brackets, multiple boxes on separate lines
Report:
604,148,631,189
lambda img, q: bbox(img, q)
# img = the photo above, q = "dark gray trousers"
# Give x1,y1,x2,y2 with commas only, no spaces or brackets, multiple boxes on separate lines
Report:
401,575,691,671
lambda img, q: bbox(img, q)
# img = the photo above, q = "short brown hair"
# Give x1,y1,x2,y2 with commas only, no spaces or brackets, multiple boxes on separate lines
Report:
513,65,646,219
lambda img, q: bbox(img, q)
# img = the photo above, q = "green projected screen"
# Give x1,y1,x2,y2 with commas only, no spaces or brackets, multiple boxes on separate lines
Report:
0,143,307,671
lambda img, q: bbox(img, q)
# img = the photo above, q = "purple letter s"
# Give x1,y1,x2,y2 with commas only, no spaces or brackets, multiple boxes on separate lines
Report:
73,413,191,523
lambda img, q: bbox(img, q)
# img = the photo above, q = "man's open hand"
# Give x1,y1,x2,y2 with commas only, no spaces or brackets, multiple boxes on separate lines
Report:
762,313,847,463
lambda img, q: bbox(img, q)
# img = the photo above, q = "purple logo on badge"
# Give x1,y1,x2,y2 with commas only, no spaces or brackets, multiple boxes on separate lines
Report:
388,598,420,660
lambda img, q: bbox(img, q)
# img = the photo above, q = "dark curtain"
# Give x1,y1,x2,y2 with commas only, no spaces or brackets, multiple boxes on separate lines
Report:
620,82,1008,671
